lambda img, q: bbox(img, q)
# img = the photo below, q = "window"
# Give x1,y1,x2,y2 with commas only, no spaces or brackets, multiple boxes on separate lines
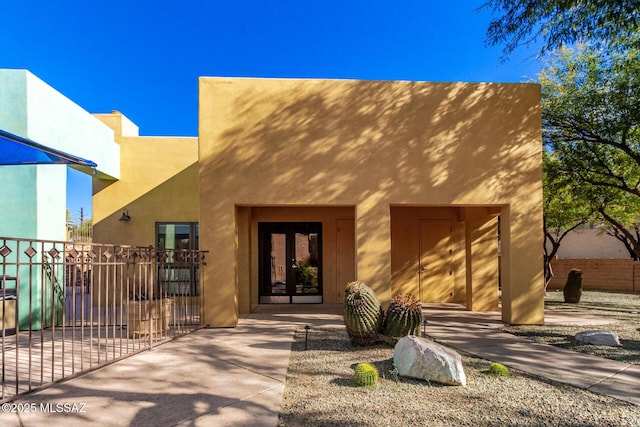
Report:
156,223,199,250
156,222,199,296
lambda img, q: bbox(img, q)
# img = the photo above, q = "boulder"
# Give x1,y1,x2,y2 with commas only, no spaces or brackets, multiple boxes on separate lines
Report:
393,335,466,386
575,330,621,346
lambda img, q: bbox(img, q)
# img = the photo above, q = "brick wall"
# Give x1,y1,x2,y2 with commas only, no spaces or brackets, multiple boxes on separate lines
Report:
548,258,638,292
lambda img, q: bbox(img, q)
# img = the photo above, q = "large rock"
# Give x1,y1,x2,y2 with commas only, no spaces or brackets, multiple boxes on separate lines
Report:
575,330,621,346
393,335,466,386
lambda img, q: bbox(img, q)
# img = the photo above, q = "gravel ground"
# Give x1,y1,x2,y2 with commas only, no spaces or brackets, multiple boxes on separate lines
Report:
279,328,640,426
279,291,640,426
505,291,640,364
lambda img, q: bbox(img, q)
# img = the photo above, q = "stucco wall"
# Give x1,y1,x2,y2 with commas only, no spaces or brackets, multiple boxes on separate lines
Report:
25,72,120,179
92,113,198,247
199,77,543,326
0,166,38,238
0,69,119,241
0,69,120,179
0,69,28,136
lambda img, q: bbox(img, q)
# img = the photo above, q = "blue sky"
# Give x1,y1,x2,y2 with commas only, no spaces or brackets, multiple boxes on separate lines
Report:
0,1,541,218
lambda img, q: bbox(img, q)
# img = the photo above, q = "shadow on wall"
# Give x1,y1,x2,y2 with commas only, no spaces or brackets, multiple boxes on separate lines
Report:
198,79,543,324
204,82,538,193
201,78,541,235
93,162,198,246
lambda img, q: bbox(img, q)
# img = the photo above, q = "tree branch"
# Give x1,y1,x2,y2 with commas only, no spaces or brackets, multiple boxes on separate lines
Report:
598,206,640,259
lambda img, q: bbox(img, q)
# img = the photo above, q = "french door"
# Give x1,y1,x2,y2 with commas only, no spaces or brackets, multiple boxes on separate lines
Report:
258,222,322,303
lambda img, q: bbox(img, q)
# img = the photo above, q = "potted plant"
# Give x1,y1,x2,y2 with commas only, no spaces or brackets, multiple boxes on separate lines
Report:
126,255,173,338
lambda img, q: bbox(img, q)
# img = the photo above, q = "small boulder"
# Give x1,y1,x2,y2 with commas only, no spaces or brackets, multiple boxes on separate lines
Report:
575,330,621,346
393,335,466,386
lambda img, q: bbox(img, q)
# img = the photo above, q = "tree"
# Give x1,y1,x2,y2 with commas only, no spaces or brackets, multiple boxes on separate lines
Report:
597,190,640,260
540,42,640,259
542,43,640,195
486,1,640,282
604,225,640,260
483,0,640,56
542,150,592,288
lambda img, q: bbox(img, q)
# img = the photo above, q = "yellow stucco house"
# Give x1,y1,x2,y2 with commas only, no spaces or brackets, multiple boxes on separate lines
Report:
93,77,544,328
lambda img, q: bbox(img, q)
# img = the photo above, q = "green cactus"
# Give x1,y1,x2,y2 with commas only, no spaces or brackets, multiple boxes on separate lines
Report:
343,281,383,346
354,363,379,387
489,362,509,377
382,293,423,337
563,269,583,303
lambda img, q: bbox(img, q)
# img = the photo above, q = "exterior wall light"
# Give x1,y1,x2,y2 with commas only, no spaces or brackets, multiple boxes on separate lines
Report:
118,209,131,222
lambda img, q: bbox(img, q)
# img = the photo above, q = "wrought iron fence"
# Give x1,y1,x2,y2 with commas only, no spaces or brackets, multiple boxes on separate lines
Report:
0,237,206,402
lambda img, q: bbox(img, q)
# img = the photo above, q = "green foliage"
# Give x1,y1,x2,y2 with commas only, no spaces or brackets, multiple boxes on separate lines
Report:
67,217,93,242
295,260,315,287
343,281,383,346
563,269,583,304
382,293,423,338
488,362,509,377
541,42,640,260
543,151,593,284
484,0,640,57
487,1,640,262
543,152,592,232
354,363,379,387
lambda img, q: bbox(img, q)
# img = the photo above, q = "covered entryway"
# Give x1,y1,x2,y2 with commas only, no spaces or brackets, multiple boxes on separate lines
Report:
391,206,500,311
258,222,323,303
233,206,356,314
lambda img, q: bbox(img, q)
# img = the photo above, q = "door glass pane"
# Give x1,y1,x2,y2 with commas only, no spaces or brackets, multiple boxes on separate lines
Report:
270,233,287,294
294,232,319,295
259,222,322,303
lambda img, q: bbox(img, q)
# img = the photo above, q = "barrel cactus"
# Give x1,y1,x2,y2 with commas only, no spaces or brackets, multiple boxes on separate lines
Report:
489,362,509,377
382,293,422,337
343,281,383,346
563,269,583,303
354,363,379,387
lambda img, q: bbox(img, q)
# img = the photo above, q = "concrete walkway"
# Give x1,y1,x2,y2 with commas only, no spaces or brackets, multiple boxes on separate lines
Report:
0,305,637,426
423,305,640,407
0,310,344,427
